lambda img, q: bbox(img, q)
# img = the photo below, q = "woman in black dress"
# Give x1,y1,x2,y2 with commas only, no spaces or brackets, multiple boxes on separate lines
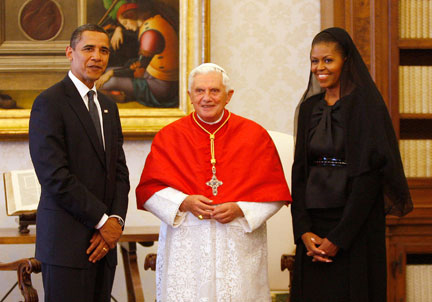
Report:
291,27,413,302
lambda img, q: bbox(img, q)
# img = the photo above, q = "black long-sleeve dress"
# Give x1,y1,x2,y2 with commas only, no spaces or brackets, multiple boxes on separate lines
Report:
291,92,388,302
291,26,412,302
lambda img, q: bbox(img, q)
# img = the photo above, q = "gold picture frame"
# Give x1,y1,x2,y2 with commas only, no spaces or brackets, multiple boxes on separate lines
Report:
0,0,210,139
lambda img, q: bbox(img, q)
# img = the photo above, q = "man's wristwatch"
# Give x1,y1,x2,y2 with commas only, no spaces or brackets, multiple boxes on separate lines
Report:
113,216,124,228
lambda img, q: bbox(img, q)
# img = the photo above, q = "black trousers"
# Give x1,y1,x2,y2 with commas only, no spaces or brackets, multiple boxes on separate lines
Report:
41,259,115,302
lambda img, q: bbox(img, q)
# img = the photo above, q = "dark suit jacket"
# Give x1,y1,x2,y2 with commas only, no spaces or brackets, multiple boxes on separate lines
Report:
29,75,130,269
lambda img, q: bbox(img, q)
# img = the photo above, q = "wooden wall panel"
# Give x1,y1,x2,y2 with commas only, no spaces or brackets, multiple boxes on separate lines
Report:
321,0,391,106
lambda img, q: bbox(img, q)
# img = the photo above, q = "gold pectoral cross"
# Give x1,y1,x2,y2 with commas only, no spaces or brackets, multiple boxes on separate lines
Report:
206,166,223,196
192,111,231,197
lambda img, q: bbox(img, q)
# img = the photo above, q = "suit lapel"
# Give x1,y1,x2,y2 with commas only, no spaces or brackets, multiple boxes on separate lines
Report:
62,76,106,167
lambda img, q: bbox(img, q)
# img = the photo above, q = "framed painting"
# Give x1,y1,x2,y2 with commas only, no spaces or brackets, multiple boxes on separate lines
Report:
0,0,210,139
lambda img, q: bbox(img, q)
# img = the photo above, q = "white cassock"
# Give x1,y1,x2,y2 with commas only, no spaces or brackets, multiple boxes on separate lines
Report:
144,187,284,302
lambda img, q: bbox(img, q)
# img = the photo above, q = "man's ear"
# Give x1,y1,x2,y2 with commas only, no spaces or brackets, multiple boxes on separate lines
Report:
65,46,73,62
225,90,234,105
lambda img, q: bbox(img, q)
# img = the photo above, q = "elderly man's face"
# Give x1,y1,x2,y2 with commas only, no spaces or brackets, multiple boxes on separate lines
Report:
188,71,233,123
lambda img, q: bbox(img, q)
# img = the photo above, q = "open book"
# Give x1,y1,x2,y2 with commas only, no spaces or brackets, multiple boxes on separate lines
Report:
3,169,40,216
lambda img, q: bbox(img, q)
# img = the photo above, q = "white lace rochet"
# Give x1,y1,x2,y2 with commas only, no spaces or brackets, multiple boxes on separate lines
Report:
144,187,283,302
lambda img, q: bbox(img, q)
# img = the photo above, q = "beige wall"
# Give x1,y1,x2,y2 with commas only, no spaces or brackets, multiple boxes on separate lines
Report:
212,0,320,133
0,0,319,299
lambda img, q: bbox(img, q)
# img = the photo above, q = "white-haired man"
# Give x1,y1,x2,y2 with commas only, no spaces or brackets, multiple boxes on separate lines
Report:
136,63,291,301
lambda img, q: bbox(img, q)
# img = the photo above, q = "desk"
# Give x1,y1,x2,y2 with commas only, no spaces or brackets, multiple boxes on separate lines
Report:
0,226,159,302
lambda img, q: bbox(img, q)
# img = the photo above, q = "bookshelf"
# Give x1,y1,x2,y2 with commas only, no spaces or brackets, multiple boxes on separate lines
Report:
395,0,432,181
398,26,432,180
399,39,432,49
322,0,432,301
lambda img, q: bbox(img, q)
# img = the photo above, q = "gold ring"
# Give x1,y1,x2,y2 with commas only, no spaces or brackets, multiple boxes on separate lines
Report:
103,247,108,252
198,215,203,220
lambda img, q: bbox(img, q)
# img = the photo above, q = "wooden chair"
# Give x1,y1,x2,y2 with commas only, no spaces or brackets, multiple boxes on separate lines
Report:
268,131,296,300
144,253,157,271
0,257,41,301
281,252,295,295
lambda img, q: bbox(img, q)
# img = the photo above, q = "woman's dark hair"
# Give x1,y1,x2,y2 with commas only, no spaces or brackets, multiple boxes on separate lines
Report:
312,31,347,58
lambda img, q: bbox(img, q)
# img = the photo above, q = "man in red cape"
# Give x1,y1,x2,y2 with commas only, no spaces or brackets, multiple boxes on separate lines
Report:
136,63,291,301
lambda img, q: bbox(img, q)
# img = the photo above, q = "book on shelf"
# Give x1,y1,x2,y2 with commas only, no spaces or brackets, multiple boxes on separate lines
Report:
427,140,432,178
430,0,432,39
399,66,432,114
429,67,432,114
3,169,40,216
399,0,432,38
417,140,426,177
409,65,415,113
410,0,416,37
400,0,406,38
410,139,417,177
400,140,432,177
414,66,421,113
399,65,406,113
399,65,415,113
424,0,430,39
416,0,422,38
421,66,429,113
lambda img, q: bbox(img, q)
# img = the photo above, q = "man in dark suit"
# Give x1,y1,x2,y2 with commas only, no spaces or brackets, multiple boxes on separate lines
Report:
29,24,130,301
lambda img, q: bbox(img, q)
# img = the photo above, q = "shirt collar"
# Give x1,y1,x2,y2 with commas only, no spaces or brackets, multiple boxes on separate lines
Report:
196,111,225,125
68,70,97,99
